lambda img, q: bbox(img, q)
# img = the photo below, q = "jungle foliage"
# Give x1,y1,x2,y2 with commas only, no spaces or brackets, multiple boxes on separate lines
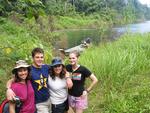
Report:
0,0,150,23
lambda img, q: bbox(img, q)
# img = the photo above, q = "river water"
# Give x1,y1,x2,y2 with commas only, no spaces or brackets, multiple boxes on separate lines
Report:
59,21,150,49
114,21,150,34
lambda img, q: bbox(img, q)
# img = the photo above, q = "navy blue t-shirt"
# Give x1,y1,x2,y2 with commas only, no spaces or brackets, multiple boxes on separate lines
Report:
31,64,50,104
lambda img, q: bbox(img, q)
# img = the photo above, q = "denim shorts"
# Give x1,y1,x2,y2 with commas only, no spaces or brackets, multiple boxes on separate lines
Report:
51,99,69,113
68,95,88,109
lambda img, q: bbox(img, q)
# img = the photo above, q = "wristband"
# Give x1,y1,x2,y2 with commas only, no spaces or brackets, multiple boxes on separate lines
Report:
65,76,71,79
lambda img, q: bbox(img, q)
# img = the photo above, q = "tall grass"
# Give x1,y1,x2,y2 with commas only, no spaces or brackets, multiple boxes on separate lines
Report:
55,16,98,29
79,33,150,113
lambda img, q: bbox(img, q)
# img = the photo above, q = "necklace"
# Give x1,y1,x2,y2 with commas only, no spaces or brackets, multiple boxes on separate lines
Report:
72,64,80,72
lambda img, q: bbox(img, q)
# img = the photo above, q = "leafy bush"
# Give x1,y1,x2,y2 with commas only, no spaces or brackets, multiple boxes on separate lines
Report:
0,18,52,68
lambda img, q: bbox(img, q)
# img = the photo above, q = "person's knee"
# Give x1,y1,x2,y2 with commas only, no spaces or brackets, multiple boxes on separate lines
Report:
75,108,83,113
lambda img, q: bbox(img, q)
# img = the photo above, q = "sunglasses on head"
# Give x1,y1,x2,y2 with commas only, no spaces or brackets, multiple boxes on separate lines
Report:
53,64,61,68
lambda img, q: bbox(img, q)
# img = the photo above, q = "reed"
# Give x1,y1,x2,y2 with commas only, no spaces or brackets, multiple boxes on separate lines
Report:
79,33,150,112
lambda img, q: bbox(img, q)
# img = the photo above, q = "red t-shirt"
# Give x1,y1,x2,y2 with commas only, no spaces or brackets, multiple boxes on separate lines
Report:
11,80,35,113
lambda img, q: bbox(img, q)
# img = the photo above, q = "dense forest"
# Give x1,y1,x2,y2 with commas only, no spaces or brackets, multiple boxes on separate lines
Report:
0,0,150,24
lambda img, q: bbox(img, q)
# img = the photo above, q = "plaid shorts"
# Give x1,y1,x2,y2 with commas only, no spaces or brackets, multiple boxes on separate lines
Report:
68,95,88,109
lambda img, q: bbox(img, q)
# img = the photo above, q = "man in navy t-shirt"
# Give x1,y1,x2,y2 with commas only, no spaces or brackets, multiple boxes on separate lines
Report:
31,47,51,113
6,48,51,113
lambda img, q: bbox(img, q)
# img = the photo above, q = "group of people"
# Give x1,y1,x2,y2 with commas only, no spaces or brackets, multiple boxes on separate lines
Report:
6,47,98,113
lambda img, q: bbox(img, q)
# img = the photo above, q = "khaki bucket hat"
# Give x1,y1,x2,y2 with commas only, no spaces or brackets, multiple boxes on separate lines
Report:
12,60,30,74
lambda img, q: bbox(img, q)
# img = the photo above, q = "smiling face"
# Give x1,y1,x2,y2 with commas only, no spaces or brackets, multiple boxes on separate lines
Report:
53,64,63,75
33,53,44,68
69,53,78,66
17,67,29,81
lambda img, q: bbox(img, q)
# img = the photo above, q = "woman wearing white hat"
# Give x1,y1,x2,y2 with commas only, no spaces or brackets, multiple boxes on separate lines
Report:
9,60,35,113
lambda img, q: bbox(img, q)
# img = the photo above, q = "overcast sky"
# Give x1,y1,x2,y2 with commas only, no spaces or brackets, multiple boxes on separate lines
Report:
138,0,150,5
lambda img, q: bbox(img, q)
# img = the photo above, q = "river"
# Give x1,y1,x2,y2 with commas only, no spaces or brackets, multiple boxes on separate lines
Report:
114,21,150,34
56,21,150,49
112,21,150,40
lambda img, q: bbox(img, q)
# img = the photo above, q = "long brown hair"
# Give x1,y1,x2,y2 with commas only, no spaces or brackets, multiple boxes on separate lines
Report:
13,67,31,82
49,65,66,80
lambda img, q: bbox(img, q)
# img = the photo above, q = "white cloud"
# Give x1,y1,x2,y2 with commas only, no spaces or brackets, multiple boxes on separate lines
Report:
138,0,150,5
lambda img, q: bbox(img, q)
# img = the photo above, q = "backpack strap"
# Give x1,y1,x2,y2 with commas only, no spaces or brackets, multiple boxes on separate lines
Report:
0,99,9,113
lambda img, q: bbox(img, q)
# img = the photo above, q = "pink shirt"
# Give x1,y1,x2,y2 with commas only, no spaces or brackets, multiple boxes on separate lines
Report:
11,80,35,113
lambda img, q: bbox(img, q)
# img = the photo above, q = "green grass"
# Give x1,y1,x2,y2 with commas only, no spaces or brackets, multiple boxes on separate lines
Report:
0,18,53,65
80,33,150,113
55,16,98,29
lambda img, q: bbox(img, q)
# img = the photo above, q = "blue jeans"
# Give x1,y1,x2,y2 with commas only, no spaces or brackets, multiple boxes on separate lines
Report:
51,99,69,113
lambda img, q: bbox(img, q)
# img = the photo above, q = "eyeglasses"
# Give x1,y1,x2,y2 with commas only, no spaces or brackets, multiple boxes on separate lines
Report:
53,64,61,68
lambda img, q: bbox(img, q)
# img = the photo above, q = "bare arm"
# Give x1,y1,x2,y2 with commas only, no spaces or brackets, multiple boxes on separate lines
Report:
6,78,14,89
81,73,98,97
9,101,15,113
86,73,98,93
6,78,16,100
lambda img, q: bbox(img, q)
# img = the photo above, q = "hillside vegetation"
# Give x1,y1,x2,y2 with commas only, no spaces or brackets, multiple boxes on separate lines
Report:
80,33,150,113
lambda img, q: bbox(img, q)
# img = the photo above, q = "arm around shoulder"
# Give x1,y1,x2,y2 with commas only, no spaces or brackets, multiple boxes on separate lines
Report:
6,78,15,89
6,78,16,101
